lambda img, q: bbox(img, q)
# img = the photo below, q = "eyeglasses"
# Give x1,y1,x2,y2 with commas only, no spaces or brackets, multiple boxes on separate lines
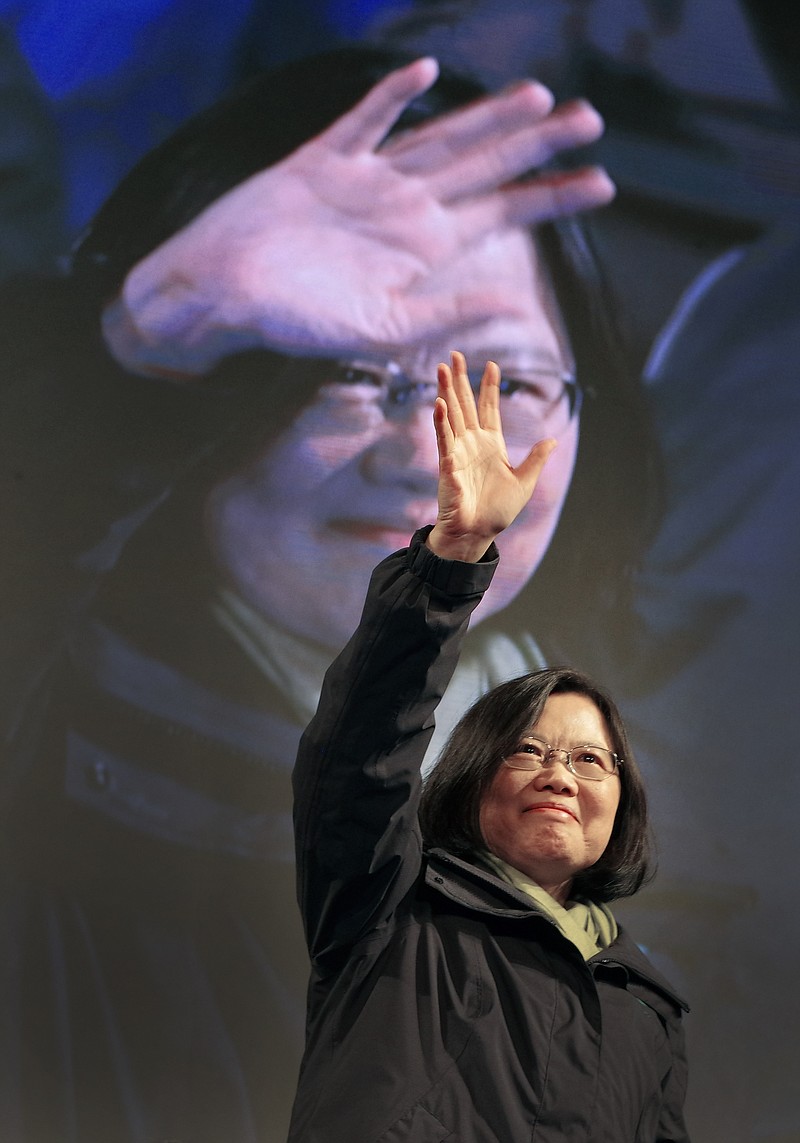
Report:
312,358,582,441
504,736,622,782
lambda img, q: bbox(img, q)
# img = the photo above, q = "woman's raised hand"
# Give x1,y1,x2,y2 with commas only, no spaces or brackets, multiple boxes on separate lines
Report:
102,58,613,378
427,352,556,563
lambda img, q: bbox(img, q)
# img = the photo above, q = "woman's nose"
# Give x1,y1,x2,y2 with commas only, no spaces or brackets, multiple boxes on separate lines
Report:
532,757,579,795
359,402,440,491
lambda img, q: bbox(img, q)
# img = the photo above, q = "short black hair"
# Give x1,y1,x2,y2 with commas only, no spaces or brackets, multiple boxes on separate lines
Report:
419,666,654,902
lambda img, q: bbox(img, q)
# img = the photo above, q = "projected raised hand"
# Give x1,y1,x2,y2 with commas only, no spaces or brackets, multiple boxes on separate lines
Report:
102,58,613,378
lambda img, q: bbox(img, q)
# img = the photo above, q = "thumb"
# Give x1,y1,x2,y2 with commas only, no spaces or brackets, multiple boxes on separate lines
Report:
515,437,558,497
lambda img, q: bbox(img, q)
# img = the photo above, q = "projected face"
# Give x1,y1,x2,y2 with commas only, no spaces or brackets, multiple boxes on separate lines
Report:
208,228,580,651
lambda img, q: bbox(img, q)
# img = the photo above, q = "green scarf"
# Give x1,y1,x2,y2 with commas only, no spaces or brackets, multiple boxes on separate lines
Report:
482,851,617,961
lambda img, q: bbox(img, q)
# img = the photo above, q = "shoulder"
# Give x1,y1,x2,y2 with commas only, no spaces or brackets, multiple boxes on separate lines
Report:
603,926,689,1019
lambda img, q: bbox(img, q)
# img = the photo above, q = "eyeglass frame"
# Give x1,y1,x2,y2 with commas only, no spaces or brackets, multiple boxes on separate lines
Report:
319,357,583,423
503,735,623,782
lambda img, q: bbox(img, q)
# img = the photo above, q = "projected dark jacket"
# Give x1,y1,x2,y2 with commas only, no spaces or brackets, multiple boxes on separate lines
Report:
0,280,318,1141
290,530,690,1143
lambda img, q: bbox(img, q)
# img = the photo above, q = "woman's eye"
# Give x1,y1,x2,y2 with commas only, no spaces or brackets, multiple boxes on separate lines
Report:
329,364,384,389
498,376,550,401
516,742,545,758
576,751,601,767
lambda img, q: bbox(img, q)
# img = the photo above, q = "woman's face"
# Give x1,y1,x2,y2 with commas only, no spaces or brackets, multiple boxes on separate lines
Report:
208,227,579,652
479,692,622,904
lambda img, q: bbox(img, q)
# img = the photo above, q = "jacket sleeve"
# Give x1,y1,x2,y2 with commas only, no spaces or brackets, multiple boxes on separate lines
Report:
292,527,496,971
656,1013,692,1143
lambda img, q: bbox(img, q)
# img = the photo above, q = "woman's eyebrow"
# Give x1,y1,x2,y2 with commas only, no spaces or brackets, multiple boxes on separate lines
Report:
475,347,575,373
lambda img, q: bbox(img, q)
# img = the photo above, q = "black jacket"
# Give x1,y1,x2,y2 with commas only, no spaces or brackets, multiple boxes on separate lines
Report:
291,532,690,1143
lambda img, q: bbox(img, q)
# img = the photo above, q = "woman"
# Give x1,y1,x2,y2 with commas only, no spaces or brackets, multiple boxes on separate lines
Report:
2,47,655,1143
291,351,689,1143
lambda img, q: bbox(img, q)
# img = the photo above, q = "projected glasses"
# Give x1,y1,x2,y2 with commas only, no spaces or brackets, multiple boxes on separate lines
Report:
312,358,582,442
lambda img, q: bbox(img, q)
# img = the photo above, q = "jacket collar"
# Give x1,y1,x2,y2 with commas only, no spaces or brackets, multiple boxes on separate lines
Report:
425,849,689,1013
426,848,552,918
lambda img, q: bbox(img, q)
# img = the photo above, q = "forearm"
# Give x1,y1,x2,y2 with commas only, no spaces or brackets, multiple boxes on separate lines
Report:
293,529,497,962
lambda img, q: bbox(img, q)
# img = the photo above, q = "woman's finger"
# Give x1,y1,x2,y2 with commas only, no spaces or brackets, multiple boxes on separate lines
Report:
321,57,440,156
437,353,467,438
449,350,480,430
381,79,555,169
414,101,607,204
432,388,455,463
476,360,502,434
453,166,615,235
515,437,558,497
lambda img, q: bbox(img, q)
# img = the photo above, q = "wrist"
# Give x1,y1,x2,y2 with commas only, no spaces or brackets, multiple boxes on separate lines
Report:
426,523,496,564
101,294,206,378
103,227,266,377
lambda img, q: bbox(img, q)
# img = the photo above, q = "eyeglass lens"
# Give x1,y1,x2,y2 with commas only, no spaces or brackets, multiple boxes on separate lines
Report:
505,737,618,780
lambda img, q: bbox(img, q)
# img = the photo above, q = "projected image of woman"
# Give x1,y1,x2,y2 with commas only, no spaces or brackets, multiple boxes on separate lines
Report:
1,46,658,1143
